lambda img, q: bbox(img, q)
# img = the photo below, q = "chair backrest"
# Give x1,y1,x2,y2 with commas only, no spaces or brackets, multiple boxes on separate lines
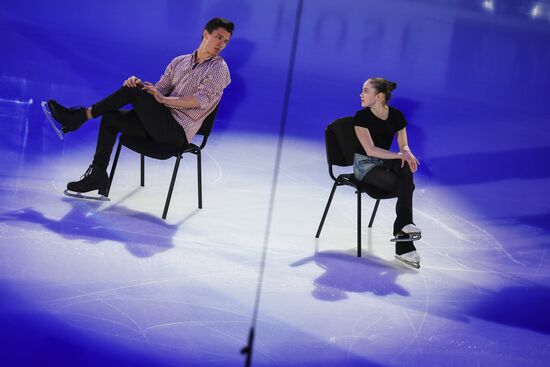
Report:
196,105,219,137
325,116,395,199
325,116,363,167
192,105,219,150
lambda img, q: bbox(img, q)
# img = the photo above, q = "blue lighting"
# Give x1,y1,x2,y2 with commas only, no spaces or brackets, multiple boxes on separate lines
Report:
1,1,549,366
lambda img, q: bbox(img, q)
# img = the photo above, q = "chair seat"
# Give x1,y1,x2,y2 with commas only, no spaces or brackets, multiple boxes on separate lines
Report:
120,135,198,160
107,105,219,219
337,173,396,199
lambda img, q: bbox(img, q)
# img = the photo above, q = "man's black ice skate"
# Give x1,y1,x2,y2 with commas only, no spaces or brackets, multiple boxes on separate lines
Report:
65,165,110,201
391,224,422,242
41,101,65,140
41,100,88,140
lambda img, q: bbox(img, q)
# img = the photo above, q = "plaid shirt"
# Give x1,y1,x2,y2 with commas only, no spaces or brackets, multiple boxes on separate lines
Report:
155,51,230,142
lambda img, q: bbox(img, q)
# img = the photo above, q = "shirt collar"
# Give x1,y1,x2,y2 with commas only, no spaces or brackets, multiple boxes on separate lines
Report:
192,50,219,66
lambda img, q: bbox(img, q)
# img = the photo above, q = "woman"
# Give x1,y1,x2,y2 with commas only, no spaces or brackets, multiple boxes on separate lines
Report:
353,78,422,268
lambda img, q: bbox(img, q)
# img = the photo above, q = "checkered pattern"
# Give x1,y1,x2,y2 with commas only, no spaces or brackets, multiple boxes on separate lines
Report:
155,52,230,142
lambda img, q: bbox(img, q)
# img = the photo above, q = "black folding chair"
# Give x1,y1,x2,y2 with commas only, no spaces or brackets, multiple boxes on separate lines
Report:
106,106,218,219
315,116,396,257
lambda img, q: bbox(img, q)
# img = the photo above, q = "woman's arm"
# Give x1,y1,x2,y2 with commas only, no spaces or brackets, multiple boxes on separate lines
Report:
396,128,419,172
355,126,402,160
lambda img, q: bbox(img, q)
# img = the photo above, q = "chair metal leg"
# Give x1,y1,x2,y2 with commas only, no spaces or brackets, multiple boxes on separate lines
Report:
197,150,202,209
315,181,339,238
368,199,381,228
357,191,362,257
140,154,145,187
162,155,181,219
106,141,123,197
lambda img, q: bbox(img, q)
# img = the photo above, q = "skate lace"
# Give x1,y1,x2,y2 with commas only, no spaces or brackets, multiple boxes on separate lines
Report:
80,166,94,180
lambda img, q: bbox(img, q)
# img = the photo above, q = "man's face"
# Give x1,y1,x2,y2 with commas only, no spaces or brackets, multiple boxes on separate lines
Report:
202,28,231,56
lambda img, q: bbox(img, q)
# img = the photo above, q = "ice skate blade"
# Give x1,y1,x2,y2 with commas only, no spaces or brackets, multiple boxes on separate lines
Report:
390,233,421,242
41,101,65,141
394,255,420,269
63,189,110,201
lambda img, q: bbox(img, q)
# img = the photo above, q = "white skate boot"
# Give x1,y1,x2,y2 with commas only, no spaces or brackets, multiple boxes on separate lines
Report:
395,250,421,269
391,224,422,242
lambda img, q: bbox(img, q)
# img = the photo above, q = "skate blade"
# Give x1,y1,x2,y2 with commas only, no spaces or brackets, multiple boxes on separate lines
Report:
394,255,420,269
63,189,110,201
390,233,421,242
41,101,65,141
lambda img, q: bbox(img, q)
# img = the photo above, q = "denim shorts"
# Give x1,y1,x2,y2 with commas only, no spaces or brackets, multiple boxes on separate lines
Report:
353,153,384,181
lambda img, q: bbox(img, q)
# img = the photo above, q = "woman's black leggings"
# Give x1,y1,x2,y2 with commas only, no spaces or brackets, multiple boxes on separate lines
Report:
90,86,188,170
362,159,416,252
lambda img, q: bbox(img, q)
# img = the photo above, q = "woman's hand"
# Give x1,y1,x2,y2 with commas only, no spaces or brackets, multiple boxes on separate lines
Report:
142,82,165,104
123,76,143,88
400,150,420,173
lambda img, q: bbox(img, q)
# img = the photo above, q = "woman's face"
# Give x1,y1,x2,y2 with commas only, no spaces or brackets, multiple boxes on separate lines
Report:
360,80,378,108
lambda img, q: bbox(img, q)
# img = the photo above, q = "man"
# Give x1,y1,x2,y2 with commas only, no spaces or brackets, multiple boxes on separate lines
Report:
42,17,234,198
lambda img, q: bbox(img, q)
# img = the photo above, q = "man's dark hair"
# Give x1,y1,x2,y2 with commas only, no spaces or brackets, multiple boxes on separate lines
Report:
204,17,235,35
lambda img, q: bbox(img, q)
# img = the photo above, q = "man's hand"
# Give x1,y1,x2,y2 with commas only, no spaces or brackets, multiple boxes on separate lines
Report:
400,150,420,173
123,76,143,88
142,82,165,104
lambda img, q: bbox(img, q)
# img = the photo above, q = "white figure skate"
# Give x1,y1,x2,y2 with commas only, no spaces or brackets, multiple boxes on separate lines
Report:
395,250,421,269
391,224,422,242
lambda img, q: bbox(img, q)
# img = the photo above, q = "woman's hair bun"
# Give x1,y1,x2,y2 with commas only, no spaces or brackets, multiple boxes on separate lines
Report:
368,77,397,102
387,81,397,92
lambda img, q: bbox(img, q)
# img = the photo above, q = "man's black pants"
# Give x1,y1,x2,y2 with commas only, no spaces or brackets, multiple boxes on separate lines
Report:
90,86,188,170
